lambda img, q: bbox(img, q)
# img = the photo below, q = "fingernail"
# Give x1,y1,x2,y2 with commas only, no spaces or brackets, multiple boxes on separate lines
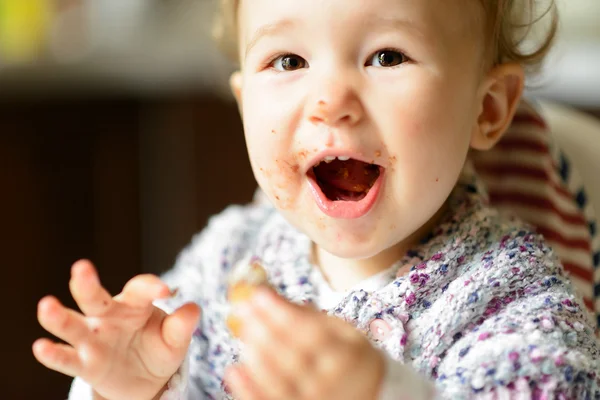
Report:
71,262,84,278
87,269,100,285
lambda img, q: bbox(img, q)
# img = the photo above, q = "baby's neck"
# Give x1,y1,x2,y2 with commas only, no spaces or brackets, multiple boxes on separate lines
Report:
313,244,406,291
313,202,448,291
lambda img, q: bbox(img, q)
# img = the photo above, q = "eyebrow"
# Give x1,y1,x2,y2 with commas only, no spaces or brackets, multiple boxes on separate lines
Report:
361,14,426,39
244,19,296,60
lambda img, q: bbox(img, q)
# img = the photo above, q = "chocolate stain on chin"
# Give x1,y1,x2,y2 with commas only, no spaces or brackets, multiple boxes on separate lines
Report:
375,150,382,158
281,159,300,173
259,167,271,178
274,193,293,210
297,150,309,160
315,217,326,231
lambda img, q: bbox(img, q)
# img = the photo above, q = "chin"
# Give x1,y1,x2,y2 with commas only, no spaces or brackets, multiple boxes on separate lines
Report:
321,242,389,260
309,228,388,260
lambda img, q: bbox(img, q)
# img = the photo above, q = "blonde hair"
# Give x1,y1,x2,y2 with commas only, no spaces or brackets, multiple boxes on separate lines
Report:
213,0,558,72
481,0,558,71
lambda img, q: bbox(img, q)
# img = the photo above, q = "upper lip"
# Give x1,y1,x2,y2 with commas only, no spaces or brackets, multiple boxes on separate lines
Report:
303,149,382,175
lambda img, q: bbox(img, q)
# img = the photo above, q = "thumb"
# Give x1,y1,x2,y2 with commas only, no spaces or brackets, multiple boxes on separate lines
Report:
161,302,201,351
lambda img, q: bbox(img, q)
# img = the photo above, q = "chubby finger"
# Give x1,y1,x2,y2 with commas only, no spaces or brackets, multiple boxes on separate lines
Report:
69,260,113,317
249,288,332,350
116,274,171,308
37,296,89,347
224,365,268,400
32,338,82,378
241,321,301,398
242,304,314,380
161,302,201,350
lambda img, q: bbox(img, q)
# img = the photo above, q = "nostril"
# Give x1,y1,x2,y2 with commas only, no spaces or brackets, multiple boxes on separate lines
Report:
309,97,359,125
309,114,354,125
309,115,328,124
339,114,352,123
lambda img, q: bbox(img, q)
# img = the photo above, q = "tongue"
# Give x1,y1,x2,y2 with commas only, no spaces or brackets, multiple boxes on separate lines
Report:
313,159,380,201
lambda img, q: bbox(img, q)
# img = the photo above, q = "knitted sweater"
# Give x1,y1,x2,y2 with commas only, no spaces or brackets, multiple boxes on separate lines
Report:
70,172,600,399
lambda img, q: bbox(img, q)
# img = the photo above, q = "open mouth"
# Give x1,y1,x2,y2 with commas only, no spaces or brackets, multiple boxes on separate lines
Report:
309,156,382,201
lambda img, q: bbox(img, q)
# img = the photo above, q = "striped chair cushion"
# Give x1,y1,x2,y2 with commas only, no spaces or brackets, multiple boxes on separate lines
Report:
471,100,599,328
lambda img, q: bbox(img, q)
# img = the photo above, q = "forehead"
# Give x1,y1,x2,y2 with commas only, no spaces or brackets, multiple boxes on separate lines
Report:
237,0,484,48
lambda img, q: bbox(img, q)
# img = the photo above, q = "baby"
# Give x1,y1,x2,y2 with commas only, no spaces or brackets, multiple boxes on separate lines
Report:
34,0,600,399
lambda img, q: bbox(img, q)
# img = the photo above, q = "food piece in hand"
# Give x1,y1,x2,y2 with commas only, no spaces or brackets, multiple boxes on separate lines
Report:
226,259,269,337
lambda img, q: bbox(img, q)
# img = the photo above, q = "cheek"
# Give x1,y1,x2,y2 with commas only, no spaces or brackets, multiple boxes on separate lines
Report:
377,78,474,193
244,129,303,210
394,74,474,143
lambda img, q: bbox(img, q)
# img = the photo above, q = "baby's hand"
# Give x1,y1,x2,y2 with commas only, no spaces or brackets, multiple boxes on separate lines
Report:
33,260,201,400
224,288,385,400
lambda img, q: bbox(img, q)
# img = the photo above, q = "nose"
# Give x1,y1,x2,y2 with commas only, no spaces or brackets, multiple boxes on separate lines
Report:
306,72,363,127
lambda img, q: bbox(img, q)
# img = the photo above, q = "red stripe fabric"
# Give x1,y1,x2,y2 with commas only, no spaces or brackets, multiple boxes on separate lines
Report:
535,227,591,253
494,138,550,153
584,296,594,311
561,261,594,281
488,192,587,226
475,164,575,200
512,113,548,129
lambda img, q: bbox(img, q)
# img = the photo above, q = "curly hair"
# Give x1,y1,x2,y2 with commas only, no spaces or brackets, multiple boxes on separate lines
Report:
480,0,558,71
213,0,558,72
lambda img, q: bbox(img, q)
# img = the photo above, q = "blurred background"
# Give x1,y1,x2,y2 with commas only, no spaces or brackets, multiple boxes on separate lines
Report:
0,0,598,398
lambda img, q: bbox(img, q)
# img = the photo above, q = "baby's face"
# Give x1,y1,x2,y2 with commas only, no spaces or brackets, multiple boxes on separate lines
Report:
235,0,488,259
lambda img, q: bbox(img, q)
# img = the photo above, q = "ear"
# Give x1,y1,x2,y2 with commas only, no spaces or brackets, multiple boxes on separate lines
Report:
470,63,525,151
229,71,243,114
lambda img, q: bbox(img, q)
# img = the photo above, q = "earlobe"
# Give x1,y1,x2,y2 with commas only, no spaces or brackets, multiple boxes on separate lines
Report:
229,71,243,111
471,63,525,151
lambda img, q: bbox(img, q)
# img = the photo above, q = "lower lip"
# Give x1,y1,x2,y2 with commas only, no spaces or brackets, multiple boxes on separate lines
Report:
307,169,384,219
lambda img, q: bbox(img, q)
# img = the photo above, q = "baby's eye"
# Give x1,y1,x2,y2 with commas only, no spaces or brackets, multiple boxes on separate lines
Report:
366,50,408,68
271,54,307,71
